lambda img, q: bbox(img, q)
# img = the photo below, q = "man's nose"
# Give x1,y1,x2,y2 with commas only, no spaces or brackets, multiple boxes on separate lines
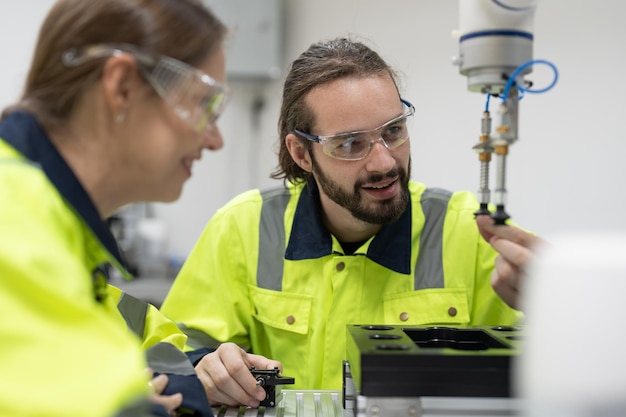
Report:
365,137,395,172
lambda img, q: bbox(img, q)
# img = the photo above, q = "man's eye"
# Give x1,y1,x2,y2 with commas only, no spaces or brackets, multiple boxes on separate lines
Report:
335,135,367,151
341,136,358,148
386,126,401,136
384,122,406,139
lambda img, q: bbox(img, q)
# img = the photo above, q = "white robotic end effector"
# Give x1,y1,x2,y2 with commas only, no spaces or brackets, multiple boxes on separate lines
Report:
452,0,538,223
454,0,537,95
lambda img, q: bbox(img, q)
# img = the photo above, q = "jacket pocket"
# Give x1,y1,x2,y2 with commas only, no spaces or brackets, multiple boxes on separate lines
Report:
383,288,470,325
250,286,312,334
249,286,313,388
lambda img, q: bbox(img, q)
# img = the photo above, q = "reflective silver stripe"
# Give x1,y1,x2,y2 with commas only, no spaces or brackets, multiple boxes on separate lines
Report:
254,187,450,291
414,188,451,290
256,188,290,291
118,292,148,338
146,342,196,375
118,293,197,375
178,323,251,351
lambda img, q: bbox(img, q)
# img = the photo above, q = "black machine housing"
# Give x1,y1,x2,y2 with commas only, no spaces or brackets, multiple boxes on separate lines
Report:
343,324,523,403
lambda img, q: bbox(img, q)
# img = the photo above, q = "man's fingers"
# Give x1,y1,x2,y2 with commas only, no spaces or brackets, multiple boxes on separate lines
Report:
475,215,496,242
489,225,538,248
492,256,522,309
197,347,264,407
199,353,251,403
196,344,285,408
491,268,519,310
247,353,283,374
219,345,260,386
205,381,245,408
491,238,533,267
477,216,540,249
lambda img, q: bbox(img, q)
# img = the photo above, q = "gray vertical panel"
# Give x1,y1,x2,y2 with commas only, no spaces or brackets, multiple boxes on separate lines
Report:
257,188,290,291
414,188,452,290
207,0,283,80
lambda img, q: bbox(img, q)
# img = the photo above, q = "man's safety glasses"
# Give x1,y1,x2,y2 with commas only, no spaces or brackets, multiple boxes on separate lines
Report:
294,99,415,161
62,43,230,133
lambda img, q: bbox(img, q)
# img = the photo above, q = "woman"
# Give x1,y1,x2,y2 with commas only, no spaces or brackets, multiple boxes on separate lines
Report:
0,0,229,416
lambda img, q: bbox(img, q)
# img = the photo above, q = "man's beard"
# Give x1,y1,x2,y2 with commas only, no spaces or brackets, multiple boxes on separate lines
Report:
311,155,411,225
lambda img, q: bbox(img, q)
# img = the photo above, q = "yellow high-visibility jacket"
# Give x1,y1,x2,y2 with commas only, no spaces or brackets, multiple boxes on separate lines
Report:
108,285,214,417
161,179,523,390
0,112,151,417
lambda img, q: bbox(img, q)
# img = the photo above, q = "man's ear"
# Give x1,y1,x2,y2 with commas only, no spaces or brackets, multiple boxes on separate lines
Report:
100,54,141,118
285,133,312,173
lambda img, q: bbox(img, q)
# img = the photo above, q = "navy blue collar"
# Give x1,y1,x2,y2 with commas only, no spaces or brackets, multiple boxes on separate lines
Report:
285,178,412,274
0,111,127,267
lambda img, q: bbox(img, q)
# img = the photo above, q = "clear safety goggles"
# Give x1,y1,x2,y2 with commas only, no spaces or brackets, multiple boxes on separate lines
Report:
294,99,415,161
62,43,230,133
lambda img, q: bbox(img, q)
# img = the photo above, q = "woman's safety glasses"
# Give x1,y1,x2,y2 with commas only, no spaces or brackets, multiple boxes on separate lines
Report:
294,99,415,161
62,44,230,133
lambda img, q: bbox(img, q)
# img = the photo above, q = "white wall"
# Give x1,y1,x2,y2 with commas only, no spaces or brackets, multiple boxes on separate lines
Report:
3,1,625,263
0,2,54,107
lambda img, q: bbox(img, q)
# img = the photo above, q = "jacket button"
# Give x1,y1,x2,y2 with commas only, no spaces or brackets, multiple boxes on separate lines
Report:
448,307,457,317
399,312,409,321
336,262,345,271
286,315,295,325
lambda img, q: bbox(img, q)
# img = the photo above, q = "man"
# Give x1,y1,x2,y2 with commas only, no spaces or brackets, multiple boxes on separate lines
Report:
160,37,539,408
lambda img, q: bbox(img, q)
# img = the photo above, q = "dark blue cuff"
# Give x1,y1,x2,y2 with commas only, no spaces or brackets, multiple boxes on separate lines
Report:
157,373,214,417
185,347,214,367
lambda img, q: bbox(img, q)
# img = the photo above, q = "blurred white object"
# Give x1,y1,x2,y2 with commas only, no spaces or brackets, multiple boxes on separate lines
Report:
516,231,626,417
136,216,169,278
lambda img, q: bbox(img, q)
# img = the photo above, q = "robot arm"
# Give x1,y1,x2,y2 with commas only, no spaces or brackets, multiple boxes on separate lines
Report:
455,0,537,95
453,0,539,223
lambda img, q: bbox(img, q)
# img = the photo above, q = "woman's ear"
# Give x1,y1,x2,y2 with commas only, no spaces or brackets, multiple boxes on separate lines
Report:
285,133,312,173
100,53,141,120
